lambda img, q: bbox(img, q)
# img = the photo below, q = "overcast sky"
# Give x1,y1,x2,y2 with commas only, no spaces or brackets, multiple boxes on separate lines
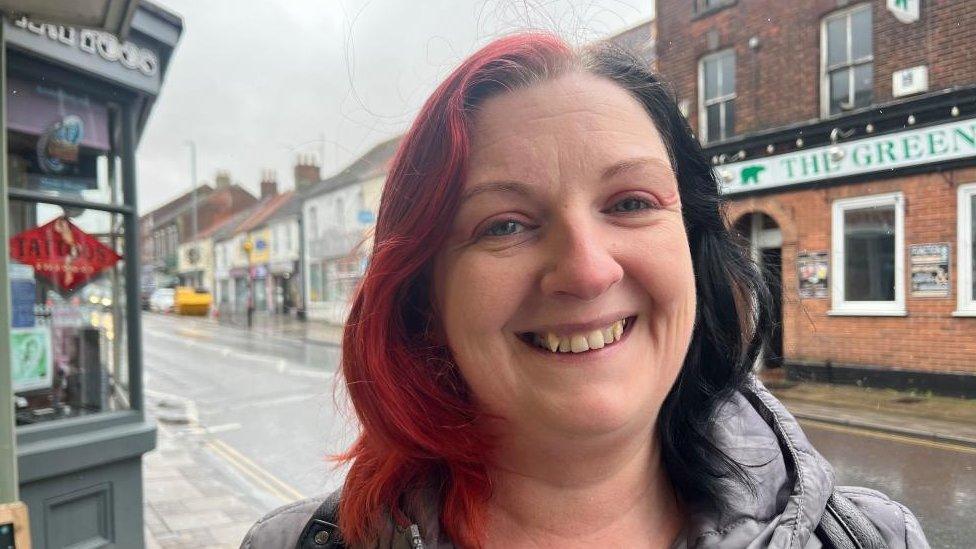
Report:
136,0,654,212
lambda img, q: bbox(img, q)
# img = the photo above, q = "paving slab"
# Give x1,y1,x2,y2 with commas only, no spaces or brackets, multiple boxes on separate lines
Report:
143,421,270,548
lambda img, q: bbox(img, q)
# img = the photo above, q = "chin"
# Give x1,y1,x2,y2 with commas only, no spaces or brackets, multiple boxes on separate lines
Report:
540,389,657,438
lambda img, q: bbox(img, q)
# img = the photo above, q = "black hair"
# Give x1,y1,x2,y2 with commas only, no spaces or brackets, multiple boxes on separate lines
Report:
583,42,774,511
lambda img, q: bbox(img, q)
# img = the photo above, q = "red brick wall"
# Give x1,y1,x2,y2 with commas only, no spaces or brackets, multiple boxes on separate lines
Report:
726,166,976,374
656,0,976,139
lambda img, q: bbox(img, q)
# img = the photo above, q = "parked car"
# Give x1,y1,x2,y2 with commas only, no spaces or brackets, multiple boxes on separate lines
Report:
149,288,175,313
174,287,212,316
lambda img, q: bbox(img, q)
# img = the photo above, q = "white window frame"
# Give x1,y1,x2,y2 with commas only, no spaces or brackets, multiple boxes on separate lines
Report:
820,4,873,118
956,183,976,316
830,192,905,316
698,49,736,143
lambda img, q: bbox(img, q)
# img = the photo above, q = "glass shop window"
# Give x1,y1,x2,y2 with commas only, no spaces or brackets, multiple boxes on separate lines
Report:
831,193,905,315
823,4,873,116
8,201,129,425
6,76,121,204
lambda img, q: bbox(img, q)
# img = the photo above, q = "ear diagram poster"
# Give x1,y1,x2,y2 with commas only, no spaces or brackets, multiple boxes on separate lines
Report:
11,326,53,392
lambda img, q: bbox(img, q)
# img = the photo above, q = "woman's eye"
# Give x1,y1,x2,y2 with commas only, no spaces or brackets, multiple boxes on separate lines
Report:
482,220,525,237
609,197,652,213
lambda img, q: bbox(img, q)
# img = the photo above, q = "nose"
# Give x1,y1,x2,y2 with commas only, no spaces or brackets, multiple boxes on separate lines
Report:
540,221,624,301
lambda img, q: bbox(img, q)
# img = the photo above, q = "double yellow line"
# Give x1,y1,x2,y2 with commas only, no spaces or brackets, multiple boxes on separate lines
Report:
799,418,976,454
204,438,306,502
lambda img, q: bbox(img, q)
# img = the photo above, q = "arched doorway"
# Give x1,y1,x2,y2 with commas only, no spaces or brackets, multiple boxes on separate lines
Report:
734,213,784,368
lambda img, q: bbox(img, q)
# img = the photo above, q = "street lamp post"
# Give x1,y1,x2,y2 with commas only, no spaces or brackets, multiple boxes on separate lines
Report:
185,140,198,239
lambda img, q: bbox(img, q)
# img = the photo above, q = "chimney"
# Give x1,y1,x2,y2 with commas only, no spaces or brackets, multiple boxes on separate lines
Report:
215,170,232,189
294,153,321,191
260,169,278,199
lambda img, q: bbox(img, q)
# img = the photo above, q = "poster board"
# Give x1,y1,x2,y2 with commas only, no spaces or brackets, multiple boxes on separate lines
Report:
797,251,829,299
11,326,53,392
910,243,950,297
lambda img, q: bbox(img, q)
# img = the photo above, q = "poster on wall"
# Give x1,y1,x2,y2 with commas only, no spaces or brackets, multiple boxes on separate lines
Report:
910,243,950,297
11,326,53,392
797,251,829,299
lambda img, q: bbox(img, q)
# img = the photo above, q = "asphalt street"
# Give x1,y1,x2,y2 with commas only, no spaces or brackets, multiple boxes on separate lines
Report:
141,313,974,547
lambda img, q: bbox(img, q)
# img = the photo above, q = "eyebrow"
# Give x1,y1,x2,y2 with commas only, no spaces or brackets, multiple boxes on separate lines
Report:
601,157,675,181
459,180,533,204
460,157,676,204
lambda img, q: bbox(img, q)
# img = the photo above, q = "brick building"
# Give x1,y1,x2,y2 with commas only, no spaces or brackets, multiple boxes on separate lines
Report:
139,171,256,290
656,0,976,395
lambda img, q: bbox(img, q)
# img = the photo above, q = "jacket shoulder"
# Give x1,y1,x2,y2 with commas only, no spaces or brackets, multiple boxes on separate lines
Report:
835,486,930,549
240,496,326,549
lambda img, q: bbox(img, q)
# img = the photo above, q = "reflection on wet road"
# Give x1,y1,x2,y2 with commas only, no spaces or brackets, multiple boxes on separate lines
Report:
803,420,975,548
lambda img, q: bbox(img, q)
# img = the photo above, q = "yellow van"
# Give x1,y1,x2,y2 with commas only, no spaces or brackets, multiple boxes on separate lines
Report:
174,286,212,316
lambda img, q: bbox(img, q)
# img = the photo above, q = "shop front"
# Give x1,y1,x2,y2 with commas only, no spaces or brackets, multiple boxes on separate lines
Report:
712,89,976,397
0,5,181,546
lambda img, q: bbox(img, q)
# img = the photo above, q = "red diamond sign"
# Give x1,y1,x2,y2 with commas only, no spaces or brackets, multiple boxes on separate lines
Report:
10,216,122,293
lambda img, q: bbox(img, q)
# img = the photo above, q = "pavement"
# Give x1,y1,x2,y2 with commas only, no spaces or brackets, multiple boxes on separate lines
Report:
211,310,344,346
139,312,976,547
144,396,266,549
759,368,976,448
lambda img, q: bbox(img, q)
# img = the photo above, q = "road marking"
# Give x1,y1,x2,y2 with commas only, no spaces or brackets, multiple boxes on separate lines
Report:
146,387,306,503
204,437,306,502
204,423,242,434
800,418,976,455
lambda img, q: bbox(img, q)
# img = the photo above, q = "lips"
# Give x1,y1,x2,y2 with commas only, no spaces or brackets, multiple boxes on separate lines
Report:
519,316,634,354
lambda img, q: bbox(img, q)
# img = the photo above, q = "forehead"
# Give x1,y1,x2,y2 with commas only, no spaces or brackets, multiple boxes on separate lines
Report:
466,72,671,178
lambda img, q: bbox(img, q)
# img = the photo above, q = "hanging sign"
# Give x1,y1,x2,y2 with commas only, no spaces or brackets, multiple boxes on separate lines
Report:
909,243,950,297
11,326,53,392
9,216,121,293
718,117,976,194
887,0,920,24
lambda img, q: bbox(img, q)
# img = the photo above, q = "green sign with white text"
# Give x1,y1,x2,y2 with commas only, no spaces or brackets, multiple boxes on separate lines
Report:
718,117,976,195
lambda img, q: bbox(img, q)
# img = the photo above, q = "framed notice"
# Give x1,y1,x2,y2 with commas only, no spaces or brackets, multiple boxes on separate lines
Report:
910,243,950,297
11,326,53,392
797,251,829,299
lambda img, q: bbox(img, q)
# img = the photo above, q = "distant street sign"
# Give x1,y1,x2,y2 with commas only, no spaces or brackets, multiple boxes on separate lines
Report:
357,210,376,224
887,0,920,23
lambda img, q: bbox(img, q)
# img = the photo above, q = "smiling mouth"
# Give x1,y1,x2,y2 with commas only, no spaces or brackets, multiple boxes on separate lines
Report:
518,316,636,354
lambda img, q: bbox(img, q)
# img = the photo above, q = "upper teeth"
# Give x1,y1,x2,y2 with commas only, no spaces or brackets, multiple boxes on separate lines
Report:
531,318,627,353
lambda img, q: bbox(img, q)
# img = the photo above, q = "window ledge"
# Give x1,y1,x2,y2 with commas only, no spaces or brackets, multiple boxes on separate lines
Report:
827,308,907,317
951,310,976,317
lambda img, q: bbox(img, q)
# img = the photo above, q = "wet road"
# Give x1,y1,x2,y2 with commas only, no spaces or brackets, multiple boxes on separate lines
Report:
803,421,975,548
142,313,974,546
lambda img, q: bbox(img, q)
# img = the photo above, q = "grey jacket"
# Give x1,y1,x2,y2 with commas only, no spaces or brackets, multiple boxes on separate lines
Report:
241,379,929,548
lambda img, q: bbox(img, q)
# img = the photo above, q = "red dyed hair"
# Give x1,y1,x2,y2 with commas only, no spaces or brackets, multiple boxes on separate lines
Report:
338,33,576,547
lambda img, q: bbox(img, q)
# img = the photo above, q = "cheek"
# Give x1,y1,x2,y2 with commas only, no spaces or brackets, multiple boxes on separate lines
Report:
436,253,531,354
622,225,697,313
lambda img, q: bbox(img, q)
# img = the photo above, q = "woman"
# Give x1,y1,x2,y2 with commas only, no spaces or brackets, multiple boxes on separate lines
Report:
243,33,928,548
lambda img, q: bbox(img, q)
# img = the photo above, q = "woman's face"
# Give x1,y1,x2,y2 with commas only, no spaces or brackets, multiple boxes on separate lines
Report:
432,72,696,440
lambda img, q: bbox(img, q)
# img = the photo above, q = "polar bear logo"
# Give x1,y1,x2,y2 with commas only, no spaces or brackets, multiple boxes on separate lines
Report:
741,165,766,185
